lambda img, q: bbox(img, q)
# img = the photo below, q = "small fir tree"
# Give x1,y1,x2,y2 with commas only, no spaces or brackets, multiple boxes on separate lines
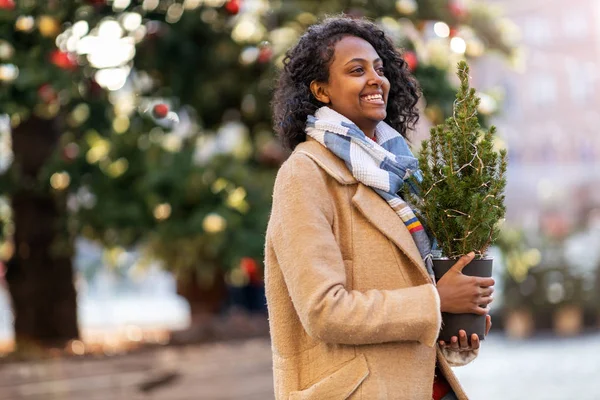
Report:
411,61,507,259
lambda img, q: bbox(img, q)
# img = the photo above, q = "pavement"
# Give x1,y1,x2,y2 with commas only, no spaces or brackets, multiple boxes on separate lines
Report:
0,332,599,399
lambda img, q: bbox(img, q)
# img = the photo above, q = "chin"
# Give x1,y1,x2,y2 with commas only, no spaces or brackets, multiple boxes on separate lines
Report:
367,110,387,122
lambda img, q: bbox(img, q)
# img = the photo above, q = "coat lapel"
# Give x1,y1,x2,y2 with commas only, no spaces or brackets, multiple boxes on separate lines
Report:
295,138,432,283
352,184,431,283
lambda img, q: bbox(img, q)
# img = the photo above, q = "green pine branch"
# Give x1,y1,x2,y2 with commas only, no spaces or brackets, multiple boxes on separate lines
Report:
410,60,507,259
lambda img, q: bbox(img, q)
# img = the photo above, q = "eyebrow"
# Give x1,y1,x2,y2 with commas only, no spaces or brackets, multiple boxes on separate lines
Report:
344,57,382,66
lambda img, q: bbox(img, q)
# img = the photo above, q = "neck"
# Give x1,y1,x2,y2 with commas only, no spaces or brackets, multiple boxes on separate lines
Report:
360,126,376,139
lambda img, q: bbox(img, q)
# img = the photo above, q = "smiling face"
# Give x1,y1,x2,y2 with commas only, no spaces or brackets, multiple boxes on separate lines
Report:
310,35,391,138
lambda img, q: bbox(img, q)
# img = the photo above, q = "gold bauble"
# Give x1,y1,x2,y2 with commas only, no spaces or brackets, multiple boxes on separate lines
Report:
0,40,14,60
38,15,61,38
15,16,35,33
395,0,418,15
202,213,227,233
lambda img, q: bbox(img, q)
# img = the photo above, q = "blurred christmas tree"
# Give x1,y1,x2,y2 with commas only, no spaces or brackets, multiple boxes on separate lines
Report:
0,0,517,349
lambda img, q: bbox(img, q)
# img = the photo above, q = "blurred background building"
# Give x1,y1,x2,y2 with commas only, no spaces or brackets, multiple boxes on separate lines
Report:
474,0,600,225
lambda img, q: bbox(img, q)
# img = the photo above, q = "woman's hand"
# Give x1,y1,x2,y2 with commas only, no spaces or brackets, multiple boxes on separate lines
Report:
436,252,495,315
439,315,492,351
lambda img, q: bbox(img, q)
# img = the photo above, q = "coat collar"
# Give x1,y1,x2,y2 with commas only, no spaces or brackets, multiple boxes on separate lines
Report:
294,138,430,281
295,137,357,185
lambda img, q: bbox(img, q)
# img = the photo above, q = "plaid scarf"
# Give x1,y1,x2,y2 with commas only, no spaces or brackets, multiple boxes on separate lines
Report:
305,106,435,281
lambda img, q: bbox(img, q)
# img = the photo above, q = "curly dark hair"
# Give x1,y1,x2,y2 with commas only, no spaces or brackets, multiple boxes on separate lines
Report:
272,15,421,151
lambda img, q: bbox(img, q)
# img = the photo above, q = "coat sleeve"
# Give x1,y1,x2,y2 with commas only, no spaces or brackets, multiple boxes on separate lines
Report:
268,153,442,347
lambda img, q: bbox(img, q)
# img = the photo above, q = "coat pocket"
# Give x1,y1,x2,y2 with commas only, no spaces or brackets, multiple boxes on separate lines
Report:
288,354,369,400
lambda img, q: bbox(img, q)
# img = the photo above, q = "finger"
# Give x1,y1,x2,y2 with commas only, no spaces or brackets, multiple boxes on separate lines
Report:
476,277,495,287
485,315,492,335
451,336,459,350
473,306,490,316
481,287,495,297
459,330,468,348
480,295,494,306
439,340,446,347
450,252,475,273
471,334,480,350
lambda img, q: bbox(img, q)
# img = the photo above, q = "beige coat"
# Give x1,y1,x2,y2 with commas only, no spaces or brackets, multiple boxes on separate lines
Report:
265,138,477,400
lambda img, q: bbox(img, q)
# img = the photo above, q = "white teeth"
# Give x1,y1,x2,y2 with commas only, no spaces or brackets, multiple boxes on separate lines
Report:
363,94,382,101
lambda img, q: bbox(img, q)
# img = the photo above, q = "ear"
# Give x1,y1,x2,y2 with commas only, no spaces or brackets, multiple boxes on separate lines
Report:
310,80,330,104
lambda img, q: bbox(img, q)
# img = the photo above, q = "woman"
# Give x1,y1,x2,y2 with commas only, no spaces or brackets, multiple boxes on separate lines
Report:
265,16,494,400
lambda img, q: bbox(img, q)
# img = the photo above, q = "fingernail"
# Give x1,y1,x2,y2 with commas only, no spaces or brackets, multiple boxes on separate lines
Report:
468,251,475,258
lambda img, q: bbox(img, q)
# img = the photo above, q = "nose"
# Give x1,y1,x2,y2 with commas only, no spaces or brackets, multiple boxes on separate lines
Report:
367,69,384,87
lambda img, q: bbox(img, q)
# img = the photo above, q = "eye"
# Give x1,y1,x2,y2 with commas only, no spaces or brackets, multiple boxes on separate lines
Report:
351,67,364,74
376,66,385,75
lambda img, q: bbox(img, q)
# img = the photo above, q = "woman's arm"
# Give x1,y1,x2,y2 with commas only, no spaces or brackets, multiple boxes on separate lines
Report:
268,154,441,347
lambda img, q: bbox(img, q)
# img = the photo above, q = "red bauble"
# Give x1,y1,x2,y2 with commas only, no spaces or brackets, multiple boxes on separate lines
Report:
240,257,261,284
257,47,272,64
449,27,458,38
0,0,15,10
152,103,169,119
240,257,257,276
62,143,80,162
448,1,468,19
403,51,418,72
224,0,240,15
38,84,58,103
50,50,78,70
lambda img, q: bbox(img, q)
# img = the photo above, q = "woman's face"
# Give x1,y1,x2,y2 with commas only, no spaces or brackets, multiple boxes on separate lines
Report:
311,35,390,136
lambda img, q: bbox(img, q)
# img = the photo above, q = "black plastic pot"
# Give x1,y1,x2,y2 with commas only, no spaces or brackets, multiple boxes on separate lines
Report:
433,258,493,343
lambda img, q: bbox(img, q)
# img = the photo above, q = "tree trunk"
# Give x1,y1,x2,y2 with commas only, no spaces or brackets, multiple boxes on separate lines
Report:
5,115,79,350
176,269,228,317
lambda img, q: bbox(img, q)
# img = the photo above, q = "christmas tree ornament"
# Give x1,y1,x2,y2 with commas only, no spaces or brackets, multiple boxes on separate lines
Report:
403,51,418,72
224,0,240,15
240,257,261,284
50,50,78,70
448,0,468,19
0,64,18,82
0,0,15,10
465,37,485,58
395,0,417,15
202,213,227,233
62,143,80,162
153,203,172,220
38,84,58,103
38,15,61,38
15,16,35,32
152,103,169,119
0,40,14,60
257,46,272,64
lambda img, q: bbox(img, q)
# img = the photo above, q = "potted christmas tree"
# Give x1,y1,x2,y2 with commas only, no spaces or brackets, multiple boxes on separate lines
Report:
410,61,507,342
